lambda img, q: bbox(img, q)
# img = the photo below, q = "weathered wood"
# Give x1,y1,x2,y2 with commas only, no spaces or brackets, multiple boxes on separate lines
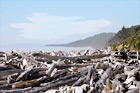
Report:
32,53,59,60
1,49,140,92
0,69,24,76
95,63,110,70
73,54,110,60
46,59,61,76
50,72,81,85
105,78,113,92
136,51,139,60
37,70,68,83
16,69,33,81
0,76,7,80
95,67,113,92
60,84,91,93
29,77,78,93
7,73,19,84
27,71,47,80
0,51,5,54
126,88,139,93
112,65,124,79
12,50,47,68
16,68,47,81
52,69,68,80
0,64,13,71
84,66,94,84
35,58,52,63
56,64,89,69
114,51,139,59
72,77,86,86
0,80,7,85
0,53,7,62
32,52,110,61
115,73,127,82
12,79,40,88
36,76,53,83
0,87,32,93
0,84,12,90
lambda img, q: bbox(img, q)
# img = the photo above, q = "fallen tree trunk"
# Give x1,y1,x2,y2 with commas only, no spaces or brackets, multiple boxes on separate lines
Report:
13,76,53,88
0,87,32,93
29,77,78,93
0,69,24,76
11,72,81,92
0,84,12,90
112,65,124,79
84,66,95,84
46,59,61,76
0,65,14,71
50,72,81,84
36,69,69,83
35,58,52,63
52,69,68,80
56,64,89,69
16,68,47,81
27,71,47,80
72,77,86,86
36,76,53,83
12,79,40,88
32,53,110,61
95,67,113,92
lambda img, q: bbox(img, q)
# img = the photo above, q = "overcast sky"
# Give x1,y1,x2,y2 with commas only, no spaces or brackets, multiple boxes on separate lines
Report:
0,0,140,46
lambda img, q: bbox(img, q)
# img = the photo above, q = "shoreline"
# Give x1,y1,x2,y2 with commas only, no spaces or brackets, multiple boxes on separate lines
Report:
0,49,139,93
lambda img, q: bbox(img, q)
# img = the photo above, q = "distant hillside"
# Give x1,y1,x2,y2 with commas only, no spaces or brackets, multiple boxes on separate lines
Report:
109,25,140,51
66,33,115,49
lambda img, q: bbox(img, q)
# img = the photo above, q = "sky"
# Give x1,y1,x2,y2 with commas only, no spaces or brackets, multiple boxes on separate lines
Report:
0,0,140,46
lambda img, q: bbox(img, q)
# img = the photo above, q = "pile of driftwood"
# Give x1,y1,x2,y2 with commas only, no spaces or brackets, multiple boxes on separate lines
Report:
0,49,140,93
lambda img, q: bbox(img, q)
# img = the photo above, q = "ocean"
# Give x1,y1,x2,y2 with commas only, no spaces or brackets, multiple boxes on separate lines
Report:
0,45,93,52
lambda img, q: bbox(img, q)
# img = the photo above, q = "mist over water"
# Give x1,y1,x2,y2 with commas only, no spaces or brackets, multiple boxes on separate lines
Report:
0,45,93,52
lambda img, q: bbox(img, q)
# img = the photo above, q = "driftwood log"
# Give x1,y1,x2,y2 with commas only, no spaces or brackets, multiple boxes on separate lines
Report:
32,52,110,61
95,67,113,92
12,50,47,68
12,79,40,88
0,69,24,76
72,77,86,86
16,68,47,81
84,66,95,84
46,59,62,76
29,77,78,93
0,49,139,93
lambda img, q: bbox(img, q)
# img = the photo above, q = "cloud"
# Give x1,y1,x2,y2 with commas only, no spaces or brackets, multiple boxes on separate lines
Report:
11,13,111,40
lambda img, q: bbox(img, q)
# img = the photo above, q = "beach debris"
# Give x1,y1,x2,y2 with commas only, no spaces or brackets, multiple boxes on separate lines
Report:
0,49,140,93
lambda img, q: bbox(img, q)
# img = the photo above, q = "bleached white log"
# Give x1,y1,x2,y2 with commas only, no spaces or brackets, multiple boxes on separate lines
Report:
46,59,62,76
